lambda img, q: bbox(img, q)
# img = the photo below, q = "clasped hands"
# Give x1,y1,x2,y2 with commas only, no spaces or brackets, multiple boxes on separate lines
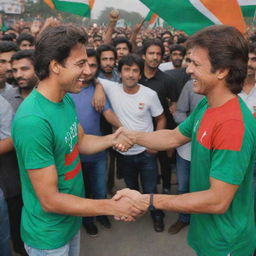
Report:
111,188,150,222
112,127,136,152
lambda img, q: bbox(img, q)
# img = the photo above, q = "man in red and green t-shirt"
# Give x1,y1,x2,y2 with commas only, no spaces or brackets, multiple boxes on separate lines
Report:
115,25,256,256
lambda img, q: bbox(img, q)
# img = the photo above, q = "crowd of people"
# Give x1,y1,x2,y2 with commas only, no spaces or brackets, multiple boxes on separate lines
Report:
0,10,255,256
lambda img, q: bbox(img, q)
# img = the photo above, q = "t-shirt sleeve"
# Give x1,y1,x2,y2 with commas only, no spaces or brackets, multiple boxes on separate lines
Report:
0,98,13,139
102,97,111,113
210,119,251,185
150,91,164,117
12,115,55,170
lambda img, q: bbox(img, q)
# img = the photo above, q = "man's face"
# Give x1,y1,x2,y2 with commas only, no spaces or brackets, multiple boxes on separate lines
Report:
247,52,256,77
116,43,130,61
143,45,162,69
120,63,141,89
12,58,38,90
19,40,34,50
58,43,91,94
100,50,116,74
0,51,16,85
170,50,184,68
186,47,218,95
85,56,98,82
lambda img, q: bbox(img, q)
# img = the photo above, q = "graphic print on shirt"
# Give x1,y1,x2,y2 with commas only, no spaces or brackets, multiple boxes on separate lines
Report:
64,121,81,181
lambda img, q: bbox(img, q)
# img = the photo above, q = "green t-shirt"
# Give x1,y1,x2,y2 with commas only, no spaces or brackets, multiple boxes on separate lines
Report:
12,89,84,250
179,96,256,256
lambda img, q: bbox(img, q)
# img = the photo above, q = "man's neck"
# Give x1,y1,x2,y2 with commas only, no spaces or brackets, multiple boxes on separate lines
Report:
0,80,6,89
123,84,140,94
101,70,113,80
37,78,65,103
243,75,255,94
20,88,33,99
207,83,236,108
144,66,158,79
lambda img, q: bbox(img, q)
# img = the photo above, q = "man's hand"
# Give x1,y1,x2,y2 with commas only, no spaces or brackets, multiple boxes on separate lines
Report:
112,127,135,152
92,80,106,112
113,188,149,212
110,196,144,222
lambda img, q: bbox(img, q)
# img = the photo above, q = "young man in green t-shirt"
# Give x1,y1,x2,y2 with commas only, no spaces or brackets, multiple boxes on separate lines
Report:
11,25,142,256
115,25,256,256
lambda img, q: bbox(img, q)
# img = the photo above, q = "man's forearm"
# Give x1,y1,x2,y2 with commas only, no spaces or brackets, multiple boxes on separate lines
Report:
0,138,13,154
78,134,114,155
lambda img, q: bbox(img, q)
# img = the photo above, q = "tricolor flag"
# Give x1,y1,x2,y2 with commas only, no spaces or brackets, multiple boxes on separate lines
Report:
140,0,246,35
44,0,95,17
145,11,158,24
238,0,256,17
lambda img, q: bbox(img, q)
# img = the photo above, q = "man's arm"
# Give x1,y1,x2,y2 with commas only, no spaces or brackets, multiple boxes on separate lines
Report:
115,177,238,214
77,125,133,154
120,126,190,151
28,164,142,219
0,138,13,154
103,109,122,129
154,113,166,130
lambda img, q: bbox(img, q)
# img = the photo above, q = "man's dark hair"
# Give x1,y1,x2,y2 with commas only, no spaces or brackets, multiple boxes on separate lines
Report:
35,25,87,80
142,38,165,57
2,34,15,42
118,53,144,74
177,35,188,44
112,37,132,52
86,48,96,58
0,41,18,53
170,44,186,56
16,33,35,46
96,44,117,63
11,49,35,65
187,25,248,94
249,43,256,55
161,31,172,39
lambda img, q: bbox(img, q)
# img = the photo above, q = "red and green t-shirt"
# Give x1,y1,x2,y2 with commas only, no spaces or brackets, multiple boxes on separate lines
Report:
179,96,256,256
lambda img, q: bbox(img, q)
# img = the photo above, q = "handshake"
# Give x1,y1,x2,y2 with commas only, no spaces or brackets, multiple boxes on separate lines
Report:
112,127,136,152
111,188,150,222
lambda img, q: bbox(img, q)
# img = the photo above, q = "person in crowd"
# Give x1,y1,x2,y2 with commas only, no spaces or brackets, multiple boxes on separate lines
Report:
99,53,166,232
70,48,122,236
16,33,35,50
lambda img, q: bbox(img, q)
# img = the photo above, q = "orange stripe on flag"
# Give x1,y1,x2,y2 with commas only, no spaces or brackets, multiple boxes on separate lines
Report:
200,0,246,33
149,13,158,24
65,144,79,166
65,161,81,181
89,0,95,9
44,0,55,9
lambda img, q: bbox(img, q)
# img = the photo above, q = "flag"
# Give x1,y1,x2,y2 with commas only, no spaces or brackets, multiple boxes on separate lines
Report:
145,11,158,24
44,0,95,17
139,0,246,35
238,0,256,17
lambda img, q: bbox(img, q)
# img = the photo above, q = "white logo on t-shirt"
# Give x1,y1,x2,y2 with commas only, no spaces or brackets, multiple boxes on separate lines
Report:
200,131,207,143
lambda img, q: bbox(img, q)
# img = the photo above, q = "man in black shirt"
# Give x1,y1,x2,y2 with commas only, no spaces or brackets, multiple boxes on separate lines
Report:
139,39,178,224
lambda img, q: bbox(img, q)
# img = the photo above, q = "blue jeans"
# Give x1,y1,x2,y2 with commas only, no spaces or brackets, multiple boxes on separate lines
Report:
81,158,107,224
176,153,190,224
0,188,12,256
117,151,164,218
24,231,80,256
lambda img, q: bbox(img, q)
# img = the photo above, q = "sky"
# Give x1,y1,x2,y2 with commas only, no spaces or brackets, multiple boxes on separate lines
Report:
91,0,149,19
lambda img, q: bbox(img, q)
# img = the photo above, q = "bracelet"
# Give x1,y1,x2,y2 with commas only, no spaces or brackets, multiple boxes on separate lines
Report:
148,193,155,211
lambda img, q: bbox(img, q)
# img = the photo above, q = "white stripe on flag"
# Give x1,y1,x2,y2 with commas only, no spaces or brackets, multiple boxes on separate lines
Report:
237,0,256,5
59,0,89,4
189,0,222,24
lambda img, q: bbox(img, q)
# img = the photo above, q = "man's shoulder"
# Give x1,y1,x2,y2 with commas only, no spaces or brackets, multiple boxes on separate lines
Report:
139,83,158,96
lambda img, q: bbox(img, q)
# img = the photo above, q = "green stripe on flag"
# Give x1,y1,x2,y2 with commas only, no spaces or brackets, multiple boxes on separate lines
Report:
140,0,214,35
145,10,154,21
52,0,91,17
241,6,256,17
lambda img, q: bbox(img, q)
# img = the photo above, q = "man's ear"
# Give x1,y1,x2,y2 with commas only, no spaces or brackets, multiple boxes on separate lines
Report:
49,60,61,75
216,68,229,80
